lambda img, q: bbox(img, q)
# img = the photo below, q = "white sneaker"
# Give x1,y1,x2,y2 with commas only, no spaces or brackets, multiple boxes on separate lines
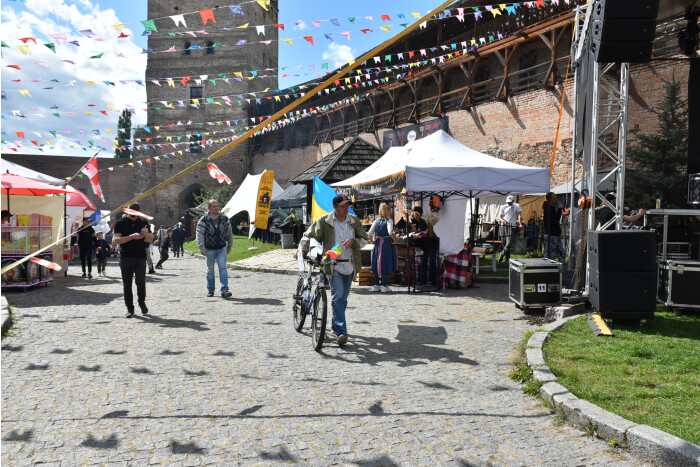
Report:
381,286,389,293
373,285,380,292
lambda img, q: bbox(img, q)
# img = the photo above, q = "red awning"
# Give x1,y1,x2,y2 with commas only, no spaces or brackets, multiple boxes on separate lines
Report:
1,173,69,196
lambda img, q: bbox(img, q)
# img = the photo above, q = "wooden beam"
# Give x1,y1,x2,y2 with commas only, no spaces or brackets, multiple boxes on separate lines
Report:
458,57,480,109
407,78,422,122
430,69,443,116
496,43,519,101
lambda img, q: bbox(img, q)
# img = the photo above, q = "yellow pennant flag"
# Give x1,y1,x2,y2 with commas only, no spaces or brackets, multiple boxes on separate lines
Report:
380,26,391,31
491,8,502,17
86,81,95,85
113,24,125,30
113,139,118,144
167,80,175,87
18,89,32,97
178,151,183,155
283,38,293,45
192,98,199,105
412,12,421,18
107,104,116,110
274,96,281,102
166,136,172,141
105,128,113,133
128,162,134,167
256,0,270,11
18,45,31,54
85,111,92,115
234,72,243,78
154,126,160,131
237,23,249,29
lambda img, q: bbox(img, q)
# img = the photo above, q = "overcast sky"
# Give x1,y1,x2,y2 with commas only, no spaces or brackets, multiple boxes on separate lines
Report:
1,0,439,161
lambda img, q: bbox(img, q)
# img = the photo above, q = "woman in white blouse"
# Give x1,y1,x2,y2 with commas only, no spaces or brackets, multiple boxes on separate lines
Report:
368,203,398,292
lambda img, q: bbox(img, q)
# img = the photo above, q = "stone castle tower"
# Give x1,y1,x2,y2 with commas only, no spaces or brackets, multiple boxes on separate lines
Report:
134,0,279,232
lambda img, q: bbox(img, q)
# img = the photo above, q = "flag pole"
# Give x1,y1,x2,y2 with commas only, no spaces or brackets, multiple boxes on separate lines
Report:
65,148,103,186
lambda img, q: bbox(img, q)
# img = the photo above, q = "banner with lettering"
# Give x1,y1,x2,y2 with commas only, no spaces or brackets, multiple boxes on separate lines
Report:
381,117,448,150
352,171,406,201
254,170,275,230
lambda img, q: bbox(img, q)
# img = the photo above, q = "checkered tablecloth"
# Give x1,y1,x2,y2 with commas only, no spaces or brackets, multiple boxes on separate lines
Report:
439,246,473,290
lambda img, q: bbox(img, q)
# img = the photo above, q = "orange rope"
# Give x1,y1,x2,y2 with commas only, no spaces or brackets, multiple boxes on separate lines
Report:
550,54,572,176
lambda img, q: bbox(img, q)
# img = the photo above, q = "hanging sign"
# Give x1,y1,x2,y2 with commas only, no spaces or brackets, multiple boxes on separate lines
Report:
381,117,448,150
254,170,275,230
352,171,406,201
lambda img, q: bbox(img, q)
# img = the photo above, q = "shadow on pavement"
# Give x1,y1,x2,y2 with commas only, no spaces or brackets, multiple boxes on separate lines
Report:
134,314,210,332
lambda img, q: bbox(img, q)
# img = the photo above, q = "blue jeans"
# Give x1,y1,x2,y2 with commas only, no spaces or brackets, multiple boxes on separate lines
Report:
329,270,353,337
206,248,229,293
544,234,565,262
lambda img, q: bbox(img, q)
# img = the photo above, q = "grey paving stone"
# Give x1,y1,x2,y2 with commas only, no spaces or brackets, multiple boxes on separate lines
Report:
525,348,546,367
627,425,700,467
526,331,548,349
1,255,646,466
539,382,578,409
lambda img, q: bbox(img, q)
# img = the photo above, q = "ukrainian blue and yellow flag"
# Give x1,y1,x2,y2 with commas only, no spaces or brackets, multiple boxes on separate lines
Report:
312,174,355,221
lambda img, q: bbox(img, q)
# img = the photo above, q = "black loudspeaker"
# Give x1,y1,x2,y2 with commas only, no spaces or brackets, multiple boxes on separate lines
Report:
689,173,700,205
589,269,657,317
590,0,660,63
588,230,656,272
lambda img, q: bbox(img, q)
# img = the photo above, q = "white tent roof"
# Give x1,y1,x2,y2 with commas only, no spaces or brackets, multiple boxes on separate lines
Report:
220,171,283,238
333,130,550,196
1,159,66,186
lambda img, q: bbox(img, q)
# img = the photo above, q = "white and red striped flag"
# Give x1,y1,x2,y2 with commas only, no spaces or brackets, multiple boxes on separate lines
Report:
30,257,62,271
80,155,105,202
207,163,232,184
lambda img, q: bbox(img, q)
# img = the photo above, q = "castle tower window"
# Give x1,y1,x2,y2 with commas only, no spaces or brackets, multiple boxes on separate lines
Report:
184,41,191,55
189,134,202,153
206,41,214,55
190,86,203,100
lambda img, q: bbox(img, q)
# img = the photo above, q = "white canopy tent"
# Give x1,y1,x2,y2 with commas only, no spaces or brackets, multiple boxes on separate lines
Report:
334,130,550,254
220,170,283,238
1,159,66,186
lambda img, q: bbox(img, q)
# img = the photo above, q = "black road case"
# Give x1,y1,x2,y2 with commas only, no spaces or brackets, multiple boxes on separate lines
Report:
658,260,700,309
509,258,562,309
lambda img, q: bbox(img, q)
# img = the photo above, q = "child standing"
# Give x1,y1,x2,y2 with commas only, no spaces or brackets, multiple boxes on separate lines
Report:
95,231,111,277
155,228,173,269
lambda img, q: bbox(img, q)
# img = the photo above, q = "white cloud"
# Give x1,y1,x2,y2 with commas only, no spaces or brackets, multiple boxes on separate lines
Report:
292,19,307,31
1,1,146,157
321,43,356,64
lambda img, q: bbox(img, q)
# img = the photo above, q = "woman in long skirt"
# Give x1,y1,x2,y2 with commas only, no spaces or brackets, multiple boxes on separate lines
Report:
369,203,398,292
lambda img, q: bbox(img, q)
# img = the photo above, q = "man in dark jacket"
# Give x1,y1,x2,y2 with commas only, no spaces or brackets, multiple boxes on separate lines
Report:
155,229,172,269
196,200,233,298
75,217,97,278
171,223,186,257
542,192,568,262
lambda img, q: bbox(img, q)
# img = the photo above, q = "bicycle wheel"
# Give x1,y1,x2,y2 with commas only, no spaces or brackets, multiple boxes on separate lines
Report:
293,276,306,332
311,286,328,351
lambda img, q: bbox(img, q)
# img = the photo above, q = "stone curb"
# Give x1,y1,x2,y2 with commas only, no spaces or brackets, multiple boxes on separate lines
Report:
526,315,700,466
1,295,12,336
184,251,298,276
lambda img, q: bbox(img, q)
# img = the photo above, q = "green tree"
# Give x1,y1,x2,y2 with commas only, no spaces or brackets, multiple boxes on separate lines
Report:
115,109,132,159
626,78,688,209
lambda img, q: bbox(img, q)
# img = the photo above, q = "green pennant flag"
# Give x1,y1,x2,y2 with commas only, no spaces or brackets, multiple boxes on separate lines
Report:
1,41,9,48
236,100,242,105
213,43,223,47
155,107,162,112
206,97,214,103
488,35,494,42
88,140,94,145
322,63,329,69
44,43,56,53
141,19,157,32
385,55,392,62
177,136,182,141
52,113,60,117
167,33,176,37
348,17,356,23
77,174,83,178
218,73,226,78
49,131,57,137
400,23,409,28
209,79,217,85
51,79,59,82
119,165,124,168
90,53,103,59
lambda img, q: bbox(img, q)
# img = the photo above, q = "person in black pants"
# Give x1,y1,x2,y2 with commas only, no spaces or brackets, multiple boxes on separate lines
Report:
113,203,154,317
171,223,185,257
74,217,97,278
155,229,172,269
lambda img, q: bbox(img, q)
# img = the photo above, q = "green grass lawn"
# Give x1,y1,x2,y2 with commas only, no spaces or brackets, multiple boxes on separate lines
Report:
184,235,281,263
544,311,700,445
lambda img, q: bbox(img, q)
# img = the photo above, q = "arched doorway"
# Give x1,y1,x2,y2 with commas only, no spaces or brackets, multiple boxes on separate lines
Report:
179,183,204,238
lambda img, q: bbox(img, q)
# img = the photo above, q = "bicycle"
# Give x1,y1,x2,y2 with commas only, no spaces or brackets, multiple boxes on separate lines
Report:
292,249,347,351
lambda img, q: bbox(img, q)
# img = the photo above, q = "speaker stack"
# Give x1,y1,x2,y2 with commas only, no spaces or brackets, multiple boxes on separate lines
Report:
588,230,657,319
590,0,660,63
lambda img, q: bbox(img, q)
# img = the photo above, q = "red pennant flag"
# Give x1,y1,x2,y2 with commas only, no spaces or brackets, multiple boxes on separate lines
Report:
31,141,39,145
360,29,373,34
259,116,264,122
16,132,25,138
146,158,151,163
181,76,191,86
117,32,130,38
275,23,285,30
7,65,20,70
409,50,415,58
303,36,314,45
146,137,151,142
122,208,153,220
199,8,216,25
20,37,37,44
100,110,108,115
30,257,62,271
79,154,105,202
535,0,545,7
381,14,391,21
207,163,232,184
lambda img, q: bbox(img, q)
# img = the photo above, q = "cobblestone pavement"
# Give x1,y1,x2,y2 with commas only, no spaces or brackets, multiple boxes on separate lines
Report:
1,254,644,466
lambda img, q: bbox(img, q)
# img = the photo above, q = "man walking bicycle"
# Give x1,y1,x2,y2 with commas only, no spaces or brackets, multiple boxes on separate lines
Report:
196,199,233,298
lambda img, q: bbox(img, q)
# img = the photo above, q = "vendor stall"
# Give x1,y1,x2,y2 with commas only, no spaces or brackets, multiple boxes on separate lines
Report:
2,174,68,288
334,130,550,291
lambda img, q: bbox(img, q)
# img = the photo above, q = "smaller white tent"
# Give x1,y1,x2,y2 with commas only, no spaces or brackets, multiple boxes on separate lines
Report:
1,159,66,186
333,131,550,254
220,170,283,238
